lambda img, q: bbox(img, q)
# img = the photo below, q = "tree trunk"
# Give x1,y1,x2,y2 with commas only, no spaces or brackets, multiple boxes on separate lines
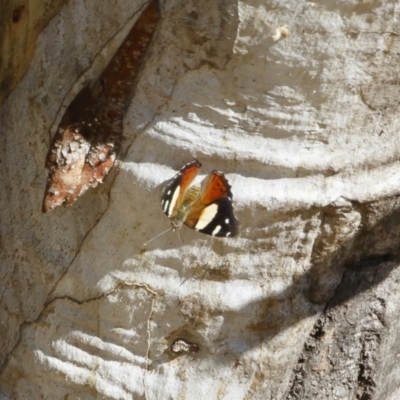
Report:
1,0,400,399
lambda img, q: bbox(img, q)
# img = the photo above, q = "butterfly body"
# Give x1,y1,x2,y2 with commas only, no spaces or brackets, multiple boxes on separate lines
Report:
161,160,239,238
171,185,201,229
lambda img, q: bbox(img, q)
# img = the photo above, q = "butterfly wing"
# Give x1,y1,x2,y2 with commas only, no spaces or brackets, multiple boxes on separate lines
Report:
185,171,239,237
161,160,201,218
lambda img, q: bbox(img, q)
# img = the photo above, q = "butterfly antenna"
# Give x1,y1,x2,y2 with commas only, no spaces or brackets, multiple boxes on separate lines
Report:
143,227,173,247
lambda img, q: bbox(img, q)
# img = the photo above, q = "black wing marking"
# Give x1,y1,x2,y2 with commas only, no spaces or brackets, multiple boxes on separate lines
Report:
187,197,239,237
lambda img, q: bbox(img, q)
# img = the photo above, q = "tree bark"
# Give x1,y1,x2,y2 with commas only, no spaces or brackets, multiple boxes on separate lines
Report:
1,0,400,399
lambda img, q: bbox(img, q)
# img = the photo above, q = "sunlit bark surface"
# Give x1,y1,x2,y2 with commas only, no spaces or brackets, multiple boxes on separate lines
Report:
1,1,400,399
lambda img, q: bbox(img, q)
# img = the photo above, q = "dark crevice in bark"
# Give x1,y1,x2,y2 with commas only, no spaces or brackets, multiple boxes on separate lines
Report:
42,0,160,212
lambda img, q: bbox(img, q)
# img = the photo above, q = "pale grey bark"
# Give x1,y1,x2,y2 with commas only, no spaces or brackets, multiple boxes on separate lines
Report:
1,0,400,399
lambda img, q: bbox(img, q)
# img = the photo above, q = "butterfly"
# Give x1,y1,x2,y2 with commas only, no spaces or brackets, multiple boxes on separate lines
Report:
144,160,239,246
162,160,240,237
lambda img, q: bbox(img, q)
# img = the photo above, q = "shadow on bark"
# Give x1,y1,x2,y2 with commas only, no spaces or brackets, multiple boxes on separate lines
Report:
166,197,400,399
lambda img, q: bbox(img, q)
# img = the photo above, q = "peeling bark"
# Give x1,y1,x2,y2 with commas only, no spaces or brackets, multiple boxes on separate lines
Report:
42,0,159,212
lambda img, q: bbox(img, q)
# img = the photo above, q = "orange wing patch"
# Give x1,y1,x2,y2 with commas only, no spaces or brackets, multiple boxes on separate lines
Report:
180,162,201,194
175,161,201,211
198,171,232,205
184,171,232,229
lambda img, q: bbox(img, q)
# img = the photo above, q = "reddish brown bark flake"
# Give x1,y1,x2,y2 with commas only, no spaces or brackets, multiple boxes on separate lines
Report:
42,0,159,212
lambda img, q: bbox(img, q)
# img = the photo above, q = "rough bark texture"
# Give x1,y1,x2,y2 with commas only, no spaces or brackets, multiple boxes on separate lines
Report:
0,0,67,107
42,0,160,212
1,0,400,399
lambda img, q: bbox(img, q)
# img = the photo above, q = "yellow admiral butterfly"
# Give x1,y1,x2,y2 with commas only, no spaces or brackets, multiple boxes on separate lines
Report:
144,160,239,246
162,160,239,237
